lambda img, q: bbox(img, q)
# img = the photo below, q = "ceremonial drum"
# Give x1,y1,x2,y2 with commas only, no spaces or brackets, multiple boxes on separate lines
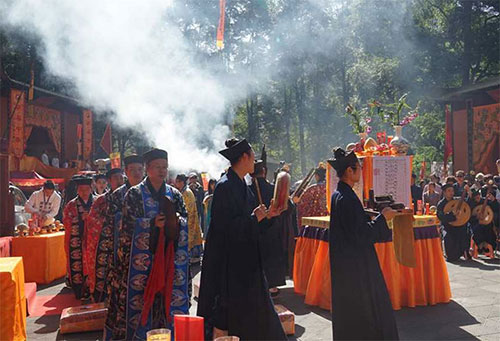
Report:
472,204,494,225
273,171,291,211
443,199,471,227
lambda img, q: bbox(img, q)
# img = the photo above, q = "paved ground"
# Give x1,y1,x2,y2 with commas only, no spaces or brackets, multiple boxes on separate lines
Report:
27,255,500,340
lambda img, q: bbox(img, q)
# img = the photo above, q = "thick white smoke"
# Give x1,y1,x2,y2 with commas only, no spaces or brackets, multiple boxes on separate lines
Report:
2,0,414,177
2,0,234,176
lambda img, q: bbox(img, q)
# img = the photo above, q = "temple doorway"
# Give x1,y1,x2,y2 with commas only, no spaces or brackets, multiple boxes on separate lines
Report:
25,126,57,162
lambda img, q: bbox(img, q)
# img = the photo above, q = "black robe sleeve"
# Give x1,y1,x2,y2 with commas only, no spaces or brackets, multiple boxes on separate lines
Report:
437,199,456,225
198,174,286,340
334,194,391,248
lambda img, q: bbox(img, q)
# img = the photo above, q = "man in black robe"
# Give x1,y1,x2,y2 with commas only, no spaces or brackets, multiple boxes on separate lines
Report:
197,138,287,340
328,147,399,340
250,163,274,207
468,189,497,258
437,184,471,261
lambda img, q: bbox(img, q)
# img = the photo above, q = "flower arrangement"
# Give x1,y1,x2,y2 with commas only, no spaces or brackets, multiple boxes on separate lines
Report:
345,104,372,134
399,111,419,126
376,93,420,127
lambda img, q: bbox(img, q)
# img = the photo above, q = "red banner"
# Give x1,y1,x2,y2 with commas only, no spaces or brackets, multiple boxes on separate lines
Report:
216,0,226,49
419,161,426,180
77,124,83,139
9,89,25,159
99,123,112,155
82,110,93,161
443,104,453,170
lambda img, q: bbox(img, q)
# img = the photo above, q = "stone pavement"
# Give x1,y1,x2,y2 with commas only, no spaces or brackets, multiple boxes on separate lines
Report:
27,255,499,340
276,255,500,340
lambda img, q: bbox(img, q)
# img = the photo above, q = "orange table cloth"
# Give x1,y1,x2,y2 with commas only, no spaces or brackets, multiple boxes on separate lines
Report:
11,232,66,284
294,215,451,311
0,257,27,341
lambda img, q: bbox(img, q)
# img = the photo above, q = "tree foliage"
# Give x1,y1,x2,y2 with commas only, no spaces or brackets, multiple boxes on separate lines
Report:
1,0,498,178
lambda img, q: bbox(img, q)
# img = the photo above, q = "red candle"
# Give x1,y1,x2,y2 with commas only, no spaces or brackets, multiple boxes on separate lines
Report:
174,315,204,341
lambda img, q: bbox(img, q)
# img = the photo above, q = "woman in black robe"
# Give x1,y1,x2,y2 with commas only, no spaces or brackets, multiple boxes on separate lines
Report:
328,148,399,340
197,138,286,341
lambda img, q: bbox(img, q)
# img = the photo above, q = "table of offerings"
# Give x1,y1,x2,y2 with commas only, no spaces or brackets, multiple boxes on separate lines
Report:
293,215,452,311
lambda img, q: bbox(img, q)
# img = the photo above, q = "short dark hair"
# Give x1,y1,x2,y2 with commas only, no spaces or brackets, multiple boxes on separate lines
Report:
446,176,457,184
43,180,55,190
176,174,187,184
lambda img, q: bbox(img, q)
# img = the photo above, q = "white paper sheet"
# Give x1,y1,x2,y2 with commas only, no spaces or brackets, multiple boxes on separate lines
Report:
372,156,411,208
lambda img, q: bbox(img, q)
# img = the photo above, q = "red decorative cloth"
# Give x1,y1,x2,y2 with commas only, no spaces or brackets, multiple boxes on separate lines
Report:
297,183,328,229
141,227,175,326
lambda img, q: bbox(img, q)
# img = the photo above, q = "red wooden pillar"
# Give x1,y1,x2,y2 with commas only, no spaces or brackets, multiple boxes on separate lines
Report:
0,69,14,236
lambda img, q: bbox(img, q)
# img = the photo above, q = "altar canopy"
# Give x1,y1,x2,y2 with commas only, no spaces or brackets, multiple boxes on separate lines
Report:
9,89,62,159
10,171,66,191
25,105,62,154
6,87,94,173
15,156,77,180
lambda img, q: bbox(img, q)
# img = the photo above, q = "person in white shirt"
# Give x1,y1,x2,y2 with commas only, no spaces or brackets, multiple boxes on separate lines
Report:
25,180,62,222
51,156,60,168
41,150,50,165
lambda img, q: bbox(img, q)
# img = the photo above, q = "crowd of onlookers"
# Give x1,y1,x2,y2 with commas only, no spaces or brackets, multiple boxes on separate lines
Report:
411,167,500,211
410,160,500,260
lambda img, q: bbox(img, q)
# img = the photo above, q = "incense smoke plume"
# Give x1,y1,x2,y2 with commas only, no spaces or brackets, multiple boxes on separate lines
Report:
2,0,237,175
2,0,414,175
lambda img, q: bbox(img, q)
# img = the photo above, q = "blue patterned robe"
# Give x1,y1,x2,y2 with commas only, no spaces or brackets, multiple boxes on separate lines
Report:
107,178,189,340
97,183,130,316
